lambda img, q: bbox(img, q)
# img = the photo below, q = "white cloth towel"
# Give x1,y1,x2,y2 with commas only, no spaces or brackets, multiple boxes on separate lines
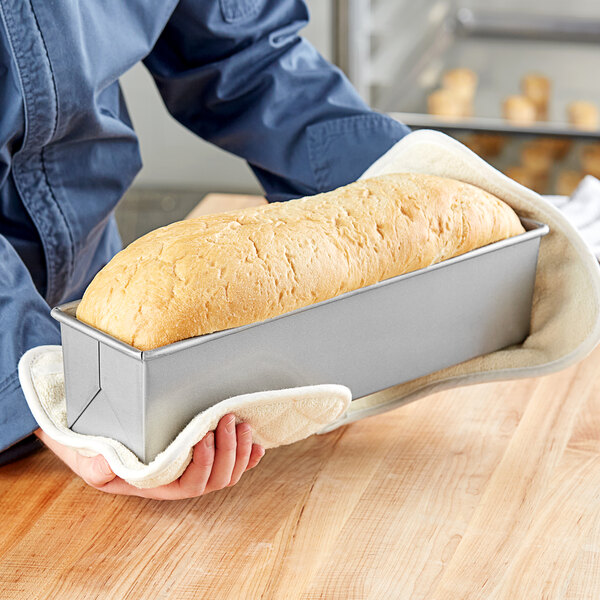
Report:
545,175,600,259
18,346,350,488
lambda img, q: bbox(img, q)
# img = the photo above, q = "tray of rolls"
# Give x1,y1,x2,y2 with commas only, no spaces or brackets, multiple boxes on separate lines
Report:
51,173,548,463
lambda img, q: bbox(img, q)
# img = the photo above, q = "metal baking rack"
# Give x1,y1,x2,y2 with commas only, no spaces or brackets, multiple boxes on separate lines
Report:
333,1,600,139
388,113,600,140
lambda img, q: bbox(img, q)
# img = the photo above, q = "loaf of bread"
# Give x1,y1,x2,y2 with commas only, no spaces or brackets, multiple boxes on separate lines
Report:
76,173,525,350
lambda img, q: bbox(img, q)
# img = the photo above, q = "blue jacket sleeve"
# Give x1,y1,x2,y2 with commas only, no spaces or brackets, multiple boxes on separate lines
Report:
0,237,61,458
143,0,410,202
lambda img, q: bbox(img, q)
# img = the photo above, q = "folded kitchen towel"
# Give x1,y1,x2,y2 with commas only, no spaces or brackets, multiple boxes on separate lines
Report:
18,345,351,488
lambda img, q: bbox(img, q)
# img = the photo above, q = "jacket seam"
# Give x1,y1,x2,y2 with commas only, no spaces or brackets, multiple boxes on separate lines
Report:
40,147,75,273
0,3,30,147
27,2,74,279
0,3,57,291
0,0,74,302
0,369,19,396
27,0,59,141
220,0,261,23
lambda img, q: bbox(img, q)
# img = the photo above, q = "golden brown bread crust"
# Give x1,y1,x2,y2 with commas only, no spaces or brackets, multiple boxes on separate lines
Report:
76,173,525,350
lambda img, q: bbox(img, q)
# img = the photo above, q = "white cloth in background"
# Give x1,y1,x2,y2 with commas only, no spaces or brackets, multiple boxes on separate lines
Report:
545,175,600,259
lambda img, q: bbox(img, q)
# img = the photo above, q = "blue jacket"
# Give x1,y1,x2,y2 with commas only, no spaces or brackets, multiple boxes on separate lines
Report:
0,0,409,464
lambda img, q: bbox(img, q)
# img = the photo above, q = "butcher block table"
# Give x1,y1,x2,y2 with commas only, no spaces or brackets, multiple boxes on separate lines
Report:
2,193,600,600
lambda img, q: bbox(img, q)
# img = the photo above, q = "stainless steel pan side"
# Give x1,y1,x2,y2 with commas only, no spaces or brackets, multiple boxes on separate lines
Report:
52,218,548,462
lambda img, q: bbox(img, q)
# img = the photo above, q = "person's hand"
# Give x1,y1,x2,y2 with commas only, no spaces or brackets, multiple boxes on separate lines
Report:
33,414,265,499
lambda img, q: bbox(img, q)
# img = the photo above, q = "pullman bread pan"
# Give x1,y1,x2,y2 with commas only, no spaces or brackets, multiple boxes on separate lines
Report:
51,217,548,463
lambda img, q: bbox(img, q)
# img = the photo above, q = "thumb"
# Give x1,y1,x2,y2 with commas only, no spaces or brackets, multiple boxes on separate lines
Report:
85,454,117,487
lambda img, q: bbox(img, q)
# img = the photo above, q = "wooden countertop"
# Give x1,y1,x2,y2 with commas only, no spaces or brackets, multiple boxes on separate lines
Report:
2,194,600,599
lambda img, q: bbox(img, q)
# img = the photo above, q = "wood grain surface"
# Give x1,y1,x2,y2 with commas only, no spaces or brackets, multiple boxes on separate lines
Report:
185,193,267,219
2,341,600,599
2,194,599,599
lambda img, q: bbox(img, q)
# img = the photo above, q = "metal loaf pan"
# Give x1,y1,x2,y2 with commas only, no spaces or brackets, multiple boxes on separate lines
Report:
52,218,549,463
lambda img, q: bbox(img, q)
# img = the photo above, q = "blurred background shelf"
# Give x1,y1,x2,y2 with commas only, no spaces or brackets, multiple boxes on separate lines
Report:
333,0,600,196
389,113,600,139
453,9,600,43
335,0,600,118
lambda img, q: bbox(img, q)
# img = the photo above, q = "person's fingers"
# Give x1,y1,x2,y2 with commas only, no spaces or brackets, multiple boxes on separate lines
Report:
204,414,238,492
177,432,215,496
94,475,148,497
35,430,114,487
78,453,117,487
227,423,253,487
100,426,257,500
92,471,188,499
36,428,71,464
38,417,259,499
245,444,265,471
94,433,215,500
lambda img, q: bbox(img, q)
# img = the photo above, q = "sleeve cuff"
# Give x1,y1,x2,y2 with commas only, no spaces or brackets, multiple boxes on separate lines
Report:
0,434,43,467
307,113,410,193
0,369,41,456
